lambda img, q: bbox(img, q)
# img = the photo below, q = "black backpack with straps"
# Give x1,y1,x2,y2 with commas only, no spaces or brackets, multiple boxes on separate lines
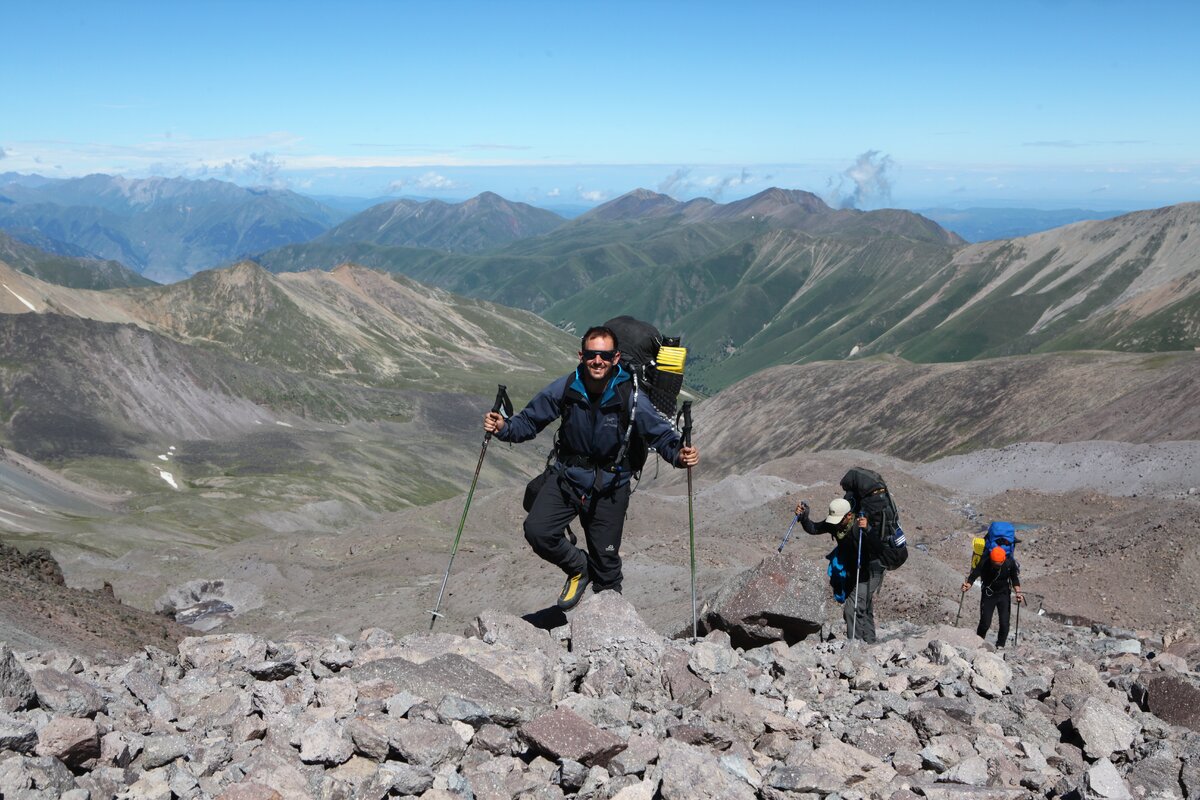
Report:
840,467,908,570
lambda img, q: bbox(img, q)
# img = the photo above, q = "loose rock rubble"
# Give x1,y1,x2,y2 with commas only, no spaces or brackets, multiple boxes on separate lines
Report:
1,587,1198,799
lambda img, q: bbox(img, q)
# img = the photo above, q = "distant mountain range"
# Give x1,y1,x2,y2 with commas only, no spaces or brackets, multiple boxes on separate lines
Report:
0,174,344,283
254,193,1200,392
314,191,565,252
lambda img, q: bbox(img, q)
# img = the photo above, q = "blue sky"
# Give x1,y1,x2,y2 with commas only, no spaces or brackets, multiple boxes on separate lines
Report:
3,0,1198,210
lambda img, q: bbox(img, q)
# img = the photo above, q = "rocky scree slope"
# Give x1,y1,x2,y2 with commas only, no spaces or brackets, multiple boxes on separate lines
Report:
1,584,1199,800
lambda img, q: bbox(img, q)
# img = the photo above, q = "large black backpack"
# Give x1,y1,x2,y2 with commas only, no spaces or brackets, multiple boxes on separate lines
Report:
604,316,685,418
840,467,908,570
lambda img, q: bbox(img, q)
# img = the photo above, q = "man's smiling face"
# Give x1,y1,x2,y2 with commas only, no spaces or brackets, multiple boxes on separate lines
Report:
579,333,620,383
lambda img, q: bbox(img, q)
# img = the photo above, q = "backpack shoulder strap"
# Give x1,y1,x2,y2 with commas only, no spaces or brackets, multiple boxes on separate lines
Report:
611,371,638,468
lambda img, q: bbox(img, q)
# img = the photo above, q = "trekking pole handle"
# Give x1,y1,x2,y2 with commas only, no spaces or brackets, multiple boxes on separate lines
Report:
485,385,512,443
681,401,693,447
492,384,511,415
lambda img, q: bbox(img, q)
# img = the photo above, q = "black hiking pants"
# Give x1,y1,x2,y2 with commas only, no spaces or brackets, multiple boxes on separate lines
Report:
524,476,630,592
978,589,1012,647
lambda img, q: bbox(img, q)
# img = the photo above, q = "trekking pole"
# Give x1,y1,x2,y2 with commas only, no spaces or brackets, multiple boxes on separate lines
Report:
954,587,966,626
681,401,697,643
428,384,512,630
777,514,801,553
1014,594,1021,646
849,516,864,645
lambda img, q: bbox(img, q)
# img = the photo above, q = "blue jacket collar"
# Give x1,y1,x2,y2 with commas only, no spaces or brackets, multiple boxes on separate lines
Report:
570,362,630,406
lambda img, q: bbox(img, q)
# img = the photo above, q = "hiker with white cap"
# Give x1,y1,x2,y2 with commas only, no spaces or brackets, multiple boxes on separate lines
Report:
793,496,883,642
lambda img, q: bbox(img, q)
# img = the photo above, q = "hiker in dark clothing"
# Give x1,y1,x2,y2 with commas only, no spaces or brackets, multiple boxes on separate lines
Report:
484,325,699,610
795,498,883,643
962,546,1025,647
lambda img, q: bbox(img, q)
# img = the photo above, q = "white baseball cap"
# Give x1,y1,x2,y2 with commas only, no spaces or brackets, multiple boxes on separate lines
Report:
824,498,852,524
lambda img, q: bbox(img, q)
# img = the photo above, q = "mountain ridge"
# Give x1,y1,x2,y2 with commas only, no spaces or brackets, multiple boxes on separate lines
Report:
315,191,566,253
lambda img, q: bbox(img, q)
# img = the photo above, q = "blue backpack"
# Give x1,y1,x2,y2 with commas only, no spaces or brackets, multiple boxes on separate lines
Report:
973,521,1017,568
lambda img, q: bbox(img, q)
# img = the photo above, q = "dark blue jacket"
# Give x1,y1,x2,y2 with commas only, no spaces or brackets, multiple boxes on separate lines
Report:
497,364,685,498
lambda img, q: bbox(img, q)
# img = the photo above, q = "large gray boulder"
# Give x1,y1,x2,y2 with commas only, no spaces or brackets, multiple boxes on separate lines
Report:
657,740,756,799
348,652,545,725
1081,757,1134,800
569,590,665,657
0,711,38,754
0,643,36,711
693,553,825,648
29,668,105,717
1071,697,1138,760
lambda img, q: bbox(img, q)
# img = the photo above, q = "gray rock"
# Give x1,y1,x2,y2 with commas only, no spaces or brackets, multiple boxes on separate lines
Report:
940,755,990,786
247,659,299,681
1124,745,1184,800
212,780,285,799
1082,757,1134,800
437,694,490,726
178,633,267,670
389,719,467,768
299,719,354,765
0,754,79,797
971,652,1012,698
801,732,897,795
919,788,1027,799
607,732,658,777
555,757,589,790
349,653,544,725
379,761,435,795
471,721,515,755
29,667,105,717
657,740,755,799
1,643,37,710
141,733,189,769
1071,697,1138,760
383,689,421,718
609,779,658,799
0,711,38,753
101,729,143,767
569,590,666,657
844,716,922,758
521,707,626,768
763,764,842,794
34,716,100,766
694,553,824,648
345,715,391,761
689,641,740,680
469,610,559,653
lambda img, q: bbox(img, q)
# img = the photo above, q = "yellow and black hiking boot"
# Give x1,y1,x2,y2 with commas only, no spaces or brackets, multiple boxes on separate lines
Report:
557,568,590,611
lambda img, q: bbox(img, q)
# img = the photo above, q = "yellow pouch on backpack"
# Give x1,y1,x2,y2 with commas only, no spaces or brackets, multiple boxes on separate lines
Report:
971,536,986,569
657,345,687,375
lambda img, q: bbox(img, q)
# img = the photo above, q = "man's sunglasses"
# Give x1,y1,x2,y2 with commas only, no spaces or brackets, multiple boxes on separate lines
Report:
582,349,618,362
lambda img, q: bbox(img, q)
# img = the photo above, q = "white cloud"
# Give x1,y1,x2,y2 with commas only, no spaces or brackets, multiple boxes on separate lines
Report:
577,185,608,202
388,171,465,193
546,187,561,197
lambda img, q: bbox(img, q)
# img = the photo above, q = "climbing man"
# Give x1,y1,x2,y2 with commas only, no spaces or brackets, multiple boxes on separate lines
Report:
795,497,881,642
484,325,699,610
962,546,1025,647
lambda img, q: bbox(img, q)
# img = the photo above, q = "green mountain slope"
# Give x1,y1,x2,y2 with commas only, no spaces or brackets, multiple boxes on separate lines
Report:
0,230,155,289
